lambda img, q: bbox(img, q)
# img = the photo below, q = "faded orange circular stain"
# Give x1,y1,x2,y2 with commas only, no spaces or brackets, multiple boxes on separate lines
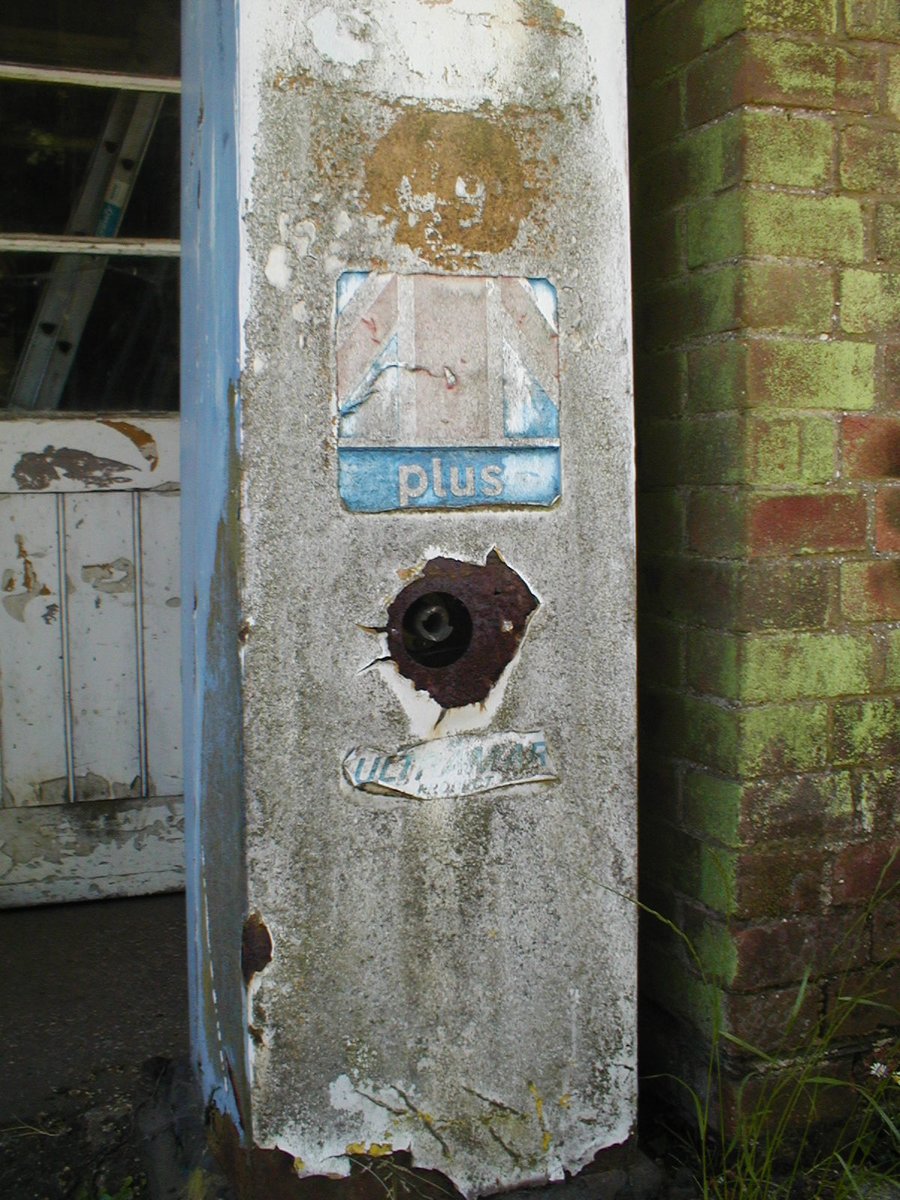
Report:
364,111,530,265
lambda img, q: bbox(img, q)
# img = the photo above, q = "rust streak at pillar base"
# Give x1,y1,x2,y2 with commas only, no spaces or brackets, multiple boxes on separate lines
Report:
208,1108,464,1200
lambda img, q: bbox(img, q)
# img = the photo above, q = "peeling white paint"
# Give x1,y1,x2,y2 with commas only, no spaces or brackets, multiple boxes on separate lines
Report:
308,7,373,66
264,244,291,291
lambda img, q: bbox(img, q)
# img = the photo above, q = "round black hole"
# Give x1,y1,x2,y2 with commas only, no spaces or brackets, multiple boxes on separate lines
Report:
402,591,472,668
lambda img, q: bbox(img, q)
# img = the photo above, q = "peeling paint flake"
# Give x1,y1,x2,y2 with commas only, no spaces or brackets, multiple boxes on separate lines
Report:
13,446,135,491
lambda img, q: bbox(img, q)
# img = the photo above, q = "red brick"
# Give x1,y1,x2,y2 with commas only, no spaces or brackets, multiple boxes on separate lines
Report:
875,488,900,551
872,903,899,960
749,493,868,556
856,767,900,836
737,848,828,918
718,1053,856,1131
841,125,900,193
738,560,834,630
842,415,900,479
733,910,869,990
686,34,879,127
841,560,900,622
832,841,900,906
724,983,822,1055
824,963,900,1038
741,773,855,843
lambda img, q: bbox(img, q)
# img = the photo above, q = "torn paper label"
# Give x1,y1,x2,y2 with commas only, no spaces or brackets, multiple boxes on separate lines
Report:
343,731,557,800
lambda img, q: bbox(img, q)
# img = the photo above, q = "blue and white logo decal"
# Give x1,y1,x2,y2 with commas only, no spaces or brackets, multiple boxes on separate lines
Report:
335,273,561,512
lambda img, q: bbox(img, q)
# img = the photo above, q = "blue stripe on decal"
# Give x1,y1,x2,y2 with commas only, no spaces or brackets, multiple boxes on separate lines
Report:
338,445,561,512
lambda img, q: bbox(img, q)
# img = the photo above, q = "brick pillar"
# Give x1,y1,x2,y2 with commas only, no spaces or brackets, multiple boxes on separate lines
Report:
629,0,900,1123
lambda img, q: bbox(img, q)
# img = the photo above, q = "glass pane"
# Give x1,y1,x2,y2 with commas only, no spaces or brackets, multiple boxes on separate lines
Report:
0,85,178,239
1,254,179,412
1,0,179,76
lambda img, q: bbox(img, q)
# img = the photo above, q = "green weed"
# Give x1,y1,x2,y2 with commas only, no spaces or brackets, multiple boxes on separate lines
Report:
643,859,899,1199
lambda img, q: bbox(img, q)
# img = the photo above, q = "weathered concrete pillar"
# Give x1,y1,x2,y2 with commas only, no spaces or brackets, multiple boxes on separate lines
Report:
182,2,636,1195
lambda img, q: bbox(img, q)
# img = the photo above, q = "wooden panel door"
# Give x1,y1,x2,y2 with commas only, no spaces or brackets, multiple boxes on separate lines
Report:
0,416,183,906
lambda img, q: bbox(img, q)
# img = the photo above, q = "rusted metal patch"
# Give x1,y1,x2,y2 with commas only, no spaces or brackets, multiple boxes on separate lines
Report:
386,550,537,709
241,912,273,984
343,731,556,800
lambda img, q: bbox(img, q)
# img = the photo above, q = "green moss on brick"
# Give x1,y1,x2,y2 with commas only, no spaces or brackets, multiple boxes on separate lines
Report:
689,630,872,701
688,629,742,698
889,52,900,119
841,126,900,192
858,766,900,833
699,844,739,914
695,922,739,985
683,770,743,846
845,0,900,42
687,193,744,267
685,116,743,195
743,35,878,111
694,0,744,49
883,628,900,689
746,340,875,411
689,193,865,266
740,703,830,775
745,414,836,485
642,949,725,1035
682,414,745,483
687,340,747,412
745,193,864,262
742,111,833,187
742,632,873,701
842,271,900,334
682,694,742,773
875,204,900,264
745,0,837,33
832,697,900,765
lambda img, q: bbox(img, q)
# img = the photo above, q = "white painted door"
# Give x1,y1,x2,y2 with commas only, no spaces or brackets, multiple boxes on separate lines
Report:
0,416,183,905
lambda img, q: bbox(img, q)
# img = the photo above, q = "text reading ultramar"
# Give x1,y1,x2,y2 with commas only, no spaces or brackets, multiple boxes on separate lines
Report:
343,731,557,800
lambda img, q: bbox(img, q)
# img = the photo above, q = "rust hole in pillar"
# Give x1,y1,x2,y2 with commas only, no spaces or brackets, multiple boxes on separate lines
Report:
241,912,273,984
386,549,537,709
